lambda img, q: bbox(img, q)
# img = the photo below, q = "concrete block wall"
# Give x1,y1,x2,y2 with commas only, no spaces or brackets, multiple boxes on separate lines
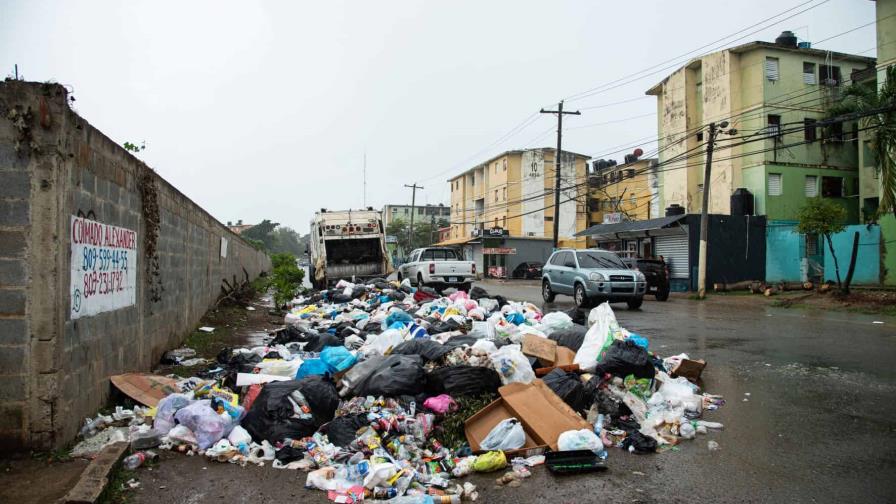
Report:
0,81,270,450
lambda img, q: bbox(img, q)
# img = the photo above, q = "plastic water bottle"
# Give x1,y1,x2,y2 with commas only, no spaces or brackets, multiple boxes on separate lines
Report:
123,450,158,470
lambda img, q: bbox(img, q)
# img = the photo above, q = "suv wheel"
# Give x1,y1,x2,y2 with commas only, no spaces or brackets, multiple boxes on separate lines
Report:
655,287,669,302
574,283,591,308
627,297,644,310
542,280,556,302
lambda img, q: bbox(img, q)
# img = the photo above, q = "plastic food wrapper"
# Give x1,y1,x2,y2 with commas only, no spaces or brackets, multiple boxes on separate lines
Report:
480,418,525,451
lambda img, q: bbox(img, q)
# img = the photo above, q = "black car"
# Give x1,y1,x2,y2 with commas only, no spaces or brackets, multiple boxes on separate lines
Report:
511,261,543,279
622,258,670,301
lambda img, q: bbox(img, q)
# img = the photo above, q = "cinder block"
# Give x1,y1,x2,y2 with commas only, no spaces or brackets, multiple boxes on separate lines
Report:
0,403,24,431
0,345,25,374
0,288,25,315
0,171,30,198
0,200,29,226
0,375,25,402
0,143,30,171
0,319,27,345
0,231,25,257
33,339,58,373
0,259,26,286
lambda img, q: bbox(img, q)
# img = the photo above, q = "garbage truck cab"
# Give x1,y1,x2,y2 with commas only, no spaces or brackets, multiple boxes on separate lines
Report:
309,208,393,289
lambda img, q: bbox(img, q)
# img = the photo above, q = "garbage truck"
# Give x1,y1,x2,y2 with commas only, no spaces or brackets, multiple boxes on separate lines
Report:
308,208,393,289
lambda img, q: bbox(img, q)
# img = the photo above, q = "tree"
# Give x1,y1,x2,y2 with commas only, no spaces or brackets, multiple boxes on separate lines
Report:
242,219,279,250
270,226,305,256
829,66,896,219
386,217,447,255
797,197,847,290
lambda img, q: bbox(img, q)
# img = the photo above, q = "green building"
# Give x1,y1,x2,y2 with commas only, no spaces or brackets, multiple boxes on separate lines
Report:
646,31,876,222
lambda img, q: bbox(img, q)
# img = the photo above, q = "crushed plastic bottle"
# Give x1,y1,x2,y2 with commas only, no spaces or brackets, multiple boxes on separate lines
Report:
123,450,158,470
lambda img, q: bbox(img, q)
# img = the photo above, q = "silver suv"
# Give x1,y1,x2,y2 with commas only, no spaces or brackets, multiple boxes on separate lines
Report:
541,249,646,309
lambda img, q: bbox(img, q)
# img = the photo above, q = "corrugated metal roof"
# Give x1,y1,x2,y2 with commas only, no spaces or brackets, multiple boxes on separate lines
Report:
433,236,476,246
575,214,687,237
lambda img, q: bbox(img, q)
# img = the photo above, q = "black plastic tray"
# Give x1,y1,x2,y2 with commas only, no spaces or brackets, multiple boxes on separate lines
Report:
545,450,608,474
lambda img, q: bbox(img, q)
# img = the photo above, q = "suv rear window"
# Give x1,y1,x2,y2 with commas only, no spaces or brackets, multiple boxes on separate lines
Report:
576,251,626,269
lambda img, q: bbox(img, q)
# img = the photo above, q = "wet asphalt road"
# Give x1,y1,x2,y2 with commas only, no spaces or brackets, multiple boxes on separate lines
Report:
130,280,896,504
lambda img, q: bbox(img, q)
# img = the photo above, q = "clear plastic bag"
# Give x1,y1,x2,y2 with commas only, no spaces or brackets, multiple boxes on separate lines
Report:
557,429,603,452
481,418,526,451
173,400,228,450
488,344,535,385
153,393,193,435
538,312,574,336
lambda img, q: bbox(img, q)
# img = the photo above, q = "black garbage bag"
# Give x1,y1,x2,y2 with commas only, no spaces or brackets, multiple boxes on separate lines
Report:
216,348,263,372
565,307,587,325
351,286,367,299
441,335,479,351
549,324,588,352
241,376,340,444
275,445,306,463
392,340,452,362
588,385,632,419
390,290,407,301
494,295,509,308
426,365,502,397
469,286,490,300
621,430,657,454
271,325,343,352
352,355,426,397
543,368,589,414
594,340,656,379
429,318,462,335
614,417,642,433
322,413,370,447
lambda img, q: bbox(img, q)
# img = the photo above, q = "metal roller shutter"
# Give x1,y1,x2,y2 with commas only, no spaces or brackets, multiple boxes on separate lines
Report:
655,234,689,279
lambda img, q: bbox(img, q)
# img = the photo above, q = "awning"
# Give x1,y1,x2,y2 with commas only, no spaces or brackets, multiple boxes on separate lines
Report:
433,236,476,246
576,214,688,239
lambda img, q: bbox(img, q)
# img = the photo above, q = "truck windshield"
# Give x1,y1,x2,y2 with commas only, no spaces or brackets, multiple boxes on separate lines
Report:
420,249,459,261
576,251,625,269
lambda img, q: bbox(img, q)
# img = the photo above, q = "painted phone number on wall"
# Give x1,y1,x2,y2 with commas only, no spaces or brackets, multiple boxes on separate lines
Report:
82,270,126,298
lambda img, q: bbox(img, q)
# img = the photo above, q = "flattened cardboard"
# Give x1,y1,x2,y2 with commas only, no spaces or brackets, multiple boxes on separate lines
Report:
535,364,580,377
554,346,576,367
498,380,591,451
672,358,706,382
522,334,557,363
110,373,179,407
464,399,547,458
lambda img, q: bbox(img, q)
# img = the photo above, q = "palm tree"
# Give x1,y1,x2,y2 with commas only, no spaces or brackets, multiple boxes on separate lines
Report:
829,65,896,220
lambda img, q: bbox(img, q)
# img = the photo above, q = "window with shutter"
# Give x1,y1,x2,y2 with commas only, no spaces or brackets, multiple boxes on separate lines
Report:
803,62,816,84
765,57,780,81
804,118,817,142
768,173,783,196
805,175,818,197
768,114,782,138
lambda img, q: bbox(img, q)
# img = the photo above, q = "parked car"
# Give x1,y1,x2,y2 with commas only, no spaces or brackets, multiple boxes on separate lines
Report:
622,258,670,301
511,261,543,279
397,247,476,291
542,249,646,309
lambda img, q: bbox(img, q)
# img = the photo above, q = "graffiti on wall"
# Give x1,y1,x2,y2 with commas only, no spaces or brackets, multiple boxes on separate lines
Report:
70,215,138,319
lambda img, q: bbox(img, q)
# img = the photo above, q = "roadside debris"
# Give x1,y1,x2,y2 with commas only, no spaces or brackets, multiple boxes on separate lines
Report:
78,278,725,500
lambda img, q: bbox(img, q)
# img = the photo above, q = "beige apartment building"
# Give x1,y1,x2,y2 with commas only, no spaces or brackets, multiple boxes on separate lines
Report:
444,148,590,248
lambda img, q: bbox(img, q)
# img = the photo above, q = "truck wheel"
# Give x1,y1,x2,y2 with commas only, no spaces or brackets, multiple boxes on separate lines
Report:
655,288,669,302
460,282,472,292
574,283,592,308
627,297,644,310
417,273,424,287
542,280,556,302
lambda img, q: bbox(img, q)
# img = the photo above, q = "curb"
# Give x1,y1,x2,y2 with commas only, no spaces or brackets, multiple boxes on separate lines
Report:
60,441,129,504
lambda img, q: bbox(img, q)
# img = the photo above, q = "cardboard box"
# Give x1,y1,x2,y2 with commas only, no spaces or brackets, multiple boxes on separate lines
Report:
464,379,591,454
521,334,557,364
672,358,706,383
554,346,576,367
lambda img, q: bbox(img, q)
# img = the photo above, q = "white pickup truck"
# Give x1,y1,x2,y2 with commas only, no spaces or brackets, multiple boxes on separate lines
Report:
397,247,476,291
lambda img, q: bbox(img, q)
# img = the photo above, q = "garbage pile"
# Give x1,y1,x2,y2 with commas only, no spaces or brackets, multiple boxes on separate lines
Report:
78,279,724,502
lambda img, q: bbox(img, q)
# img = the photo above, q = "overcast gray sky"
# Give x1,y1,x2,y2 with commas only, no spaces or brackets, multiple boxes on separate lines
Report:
2,0,876,233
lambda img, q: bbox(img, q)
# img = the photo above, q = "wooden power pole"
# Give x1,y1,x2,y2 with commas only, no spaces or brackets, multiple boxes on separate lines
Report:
540,101,581,248
404,183,424,251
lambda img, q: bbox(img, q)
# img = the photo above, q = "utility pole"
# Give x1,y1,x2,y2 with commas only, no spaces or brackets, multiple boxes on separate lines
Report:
404,183,424,252
430,214,436,245
697,121,736,299
363,152,367,208
540,101,581,248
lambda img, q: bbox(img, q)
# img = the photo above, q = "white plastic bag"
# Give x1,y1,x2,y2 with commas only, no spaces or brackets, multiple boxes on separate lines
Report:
361,328,405,356
479,298,499,313
488,344,535,385
575,302,621,372
254,359,303,377
557,429,603,452
481,418,526,451
153,393,194,435
538,312,573,336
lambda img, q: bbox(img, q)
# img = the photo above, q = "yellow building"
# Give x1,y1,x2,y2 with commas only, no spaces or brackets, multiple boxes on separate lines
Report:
587,158,659,230
446,148,590,248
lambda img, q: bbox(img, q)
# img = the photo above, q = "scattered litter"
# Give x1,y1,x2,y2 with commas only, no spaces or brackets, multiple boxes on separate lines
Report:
873,321,884,324
247,306,257,311
708,440,720,451
198,326,215,333
78,279,725,500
